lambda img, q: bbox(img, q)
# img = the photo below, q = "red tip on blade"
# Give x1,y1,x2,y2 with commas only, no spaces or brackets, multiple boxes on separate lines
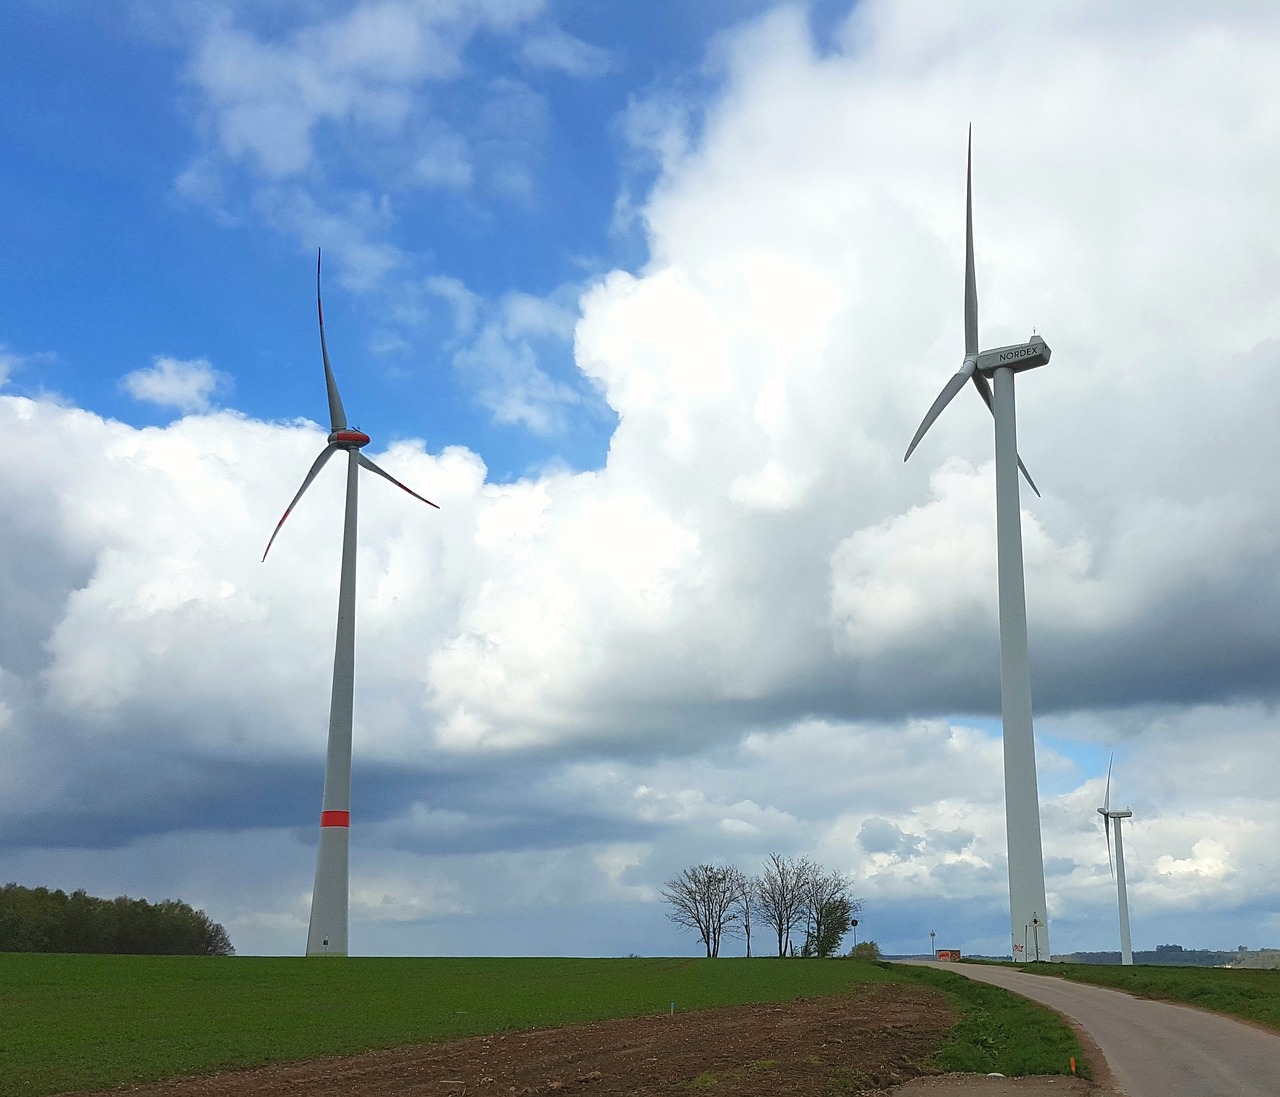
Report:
320,810,350,828
261,505,296,562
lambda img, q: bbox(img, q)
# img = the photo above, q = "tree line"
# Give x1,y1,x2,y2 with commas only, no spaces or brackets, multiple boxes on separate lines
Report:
661,854,863,958
0,883,234,955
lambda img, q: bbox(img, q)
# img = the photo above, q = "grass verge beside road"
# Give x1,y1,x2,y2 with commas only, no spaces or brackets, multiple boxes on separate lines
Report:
889,963,1088,1079
3,954,1088,1094
1037,962,1280,1031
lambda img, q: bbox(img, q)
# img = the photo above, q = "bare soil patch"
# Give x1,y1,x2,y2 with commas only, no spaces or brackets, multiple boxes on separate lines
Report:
77,983,944,1096
76,983,1111,1097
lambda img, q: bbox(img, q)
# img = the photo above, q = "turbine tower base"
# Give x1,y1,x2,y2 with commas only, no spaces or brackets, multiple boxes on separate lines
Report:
306,822,350,956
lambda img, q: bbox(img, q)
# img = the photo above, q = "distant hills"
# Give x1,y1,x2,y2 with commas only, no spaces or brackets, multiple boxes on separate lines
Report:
1054,944,1280,968
889,943,1280,968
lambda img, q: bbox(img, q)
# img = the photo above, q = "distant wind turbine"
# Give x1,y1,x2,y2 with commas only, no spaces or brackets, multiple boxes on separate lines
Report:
264,249,439,957
904,128,1053,963
1098,756,1135,966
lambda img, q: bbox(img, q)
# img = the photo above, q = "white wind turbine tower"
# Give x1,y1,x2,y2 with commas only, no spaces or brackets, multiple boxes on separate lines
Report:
264,250,439,956
904,128,1053,962
1099,756,1135,965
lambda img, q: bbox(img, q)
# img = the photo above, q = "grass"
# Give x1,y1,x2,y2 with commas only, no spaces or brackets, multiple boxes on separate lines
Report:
1,954,1086,1095
685,1057,777,1090
828,1066,876,1093
888,963,1088,1079
1036,962,1280,1031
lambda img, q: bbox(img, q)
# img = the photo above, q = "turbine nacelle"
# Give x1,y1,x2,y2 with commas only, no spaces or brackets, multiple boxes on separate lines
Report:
1099,755,1132,820
976,336,1051,375
329,429,371,448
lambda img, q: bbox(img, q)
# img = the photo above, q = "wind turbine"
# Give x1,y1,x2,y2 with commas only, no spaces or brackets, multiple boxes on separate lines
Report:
904,128,1053,963
1098,756,1135,965
264,249,439,957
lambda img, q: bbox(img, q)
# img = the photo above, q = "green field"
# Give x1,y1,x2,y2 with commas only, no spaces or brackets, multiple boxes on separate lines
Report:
1039,962,1280,1031
1,955,1086,1095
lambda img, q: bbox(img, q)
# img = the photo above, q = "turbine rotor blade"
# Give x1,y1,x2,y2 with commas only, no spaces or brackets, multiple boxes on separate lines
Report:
904,360,975,463
262,443,340,561
1105,754,1114,813
1015,456,1040,498
965,125,978,358
1105,814,1114,878
357,452,440,509
1013,455,1044,499
969,372,1041,497
317,249,348,433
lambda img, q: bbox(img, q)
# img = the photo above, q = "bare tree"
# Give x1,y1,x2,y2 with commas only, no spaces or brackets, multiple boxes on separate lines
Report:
801,869,863,958
756,853,814,957
660,864,741,957
728,869,758,957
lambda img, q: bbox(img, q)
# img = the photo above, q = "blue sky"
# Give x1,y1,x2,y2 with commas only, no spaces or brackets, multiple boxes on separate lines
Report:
3,0,1280,960
4,0,837,476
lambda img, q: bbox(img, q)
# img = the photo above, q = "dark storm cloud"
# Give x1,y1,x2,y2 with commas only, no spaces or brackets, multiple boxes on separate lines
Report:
0,527,94,677
0,756,317,850
1032,578,1280,712
857,817,922,857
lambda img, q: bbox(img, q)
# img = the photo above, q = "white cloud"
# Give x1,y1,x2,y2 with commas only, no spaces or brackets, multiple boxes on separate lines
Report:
426,279,594,435
119,355,230,413
186,1,543,179
472,77,549,204
254,185,403,292
426,275,483,336
410,129,473,189
520,28,615,77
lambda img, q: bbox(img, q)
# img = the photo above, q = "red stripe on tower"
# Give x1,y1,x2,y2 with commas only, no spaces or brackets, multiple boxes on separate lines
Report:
320,810,350,828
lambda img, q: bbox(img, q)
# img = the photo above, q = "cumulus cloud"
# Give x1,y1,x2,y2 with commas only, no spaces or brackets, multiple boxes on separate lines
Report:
120,356,231,413
7,1,1280,957
184,0,544,180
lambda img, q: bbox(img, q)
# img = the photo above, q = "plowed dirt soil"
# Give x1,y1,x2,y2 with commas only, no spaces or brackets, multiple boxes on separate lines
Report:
76,983,1111,1097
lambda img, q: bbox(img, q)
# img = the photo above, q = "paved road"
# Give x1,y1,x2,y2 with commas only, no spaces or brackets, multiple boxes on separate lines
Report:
900,961,1280,1096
